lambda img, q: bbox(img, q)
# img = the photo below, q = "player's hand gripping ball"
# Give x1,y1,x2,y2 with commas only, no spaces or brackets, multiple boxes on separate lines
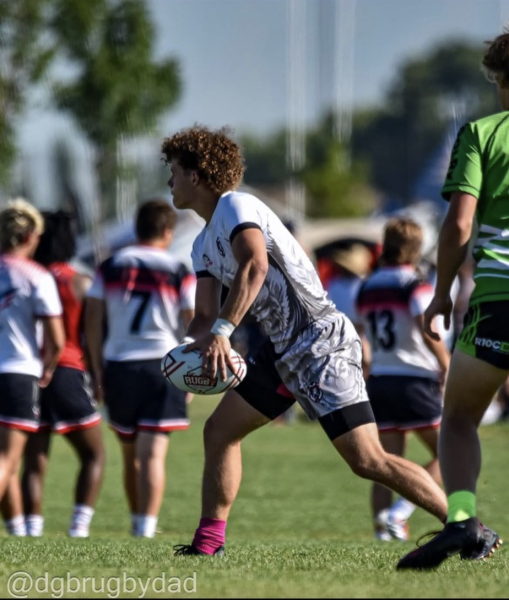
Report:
161,343,247,395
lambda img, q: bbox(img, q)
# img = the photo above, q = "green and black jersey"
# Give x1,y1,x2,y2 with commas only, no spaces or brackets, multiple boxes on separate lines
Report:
442,111,509,305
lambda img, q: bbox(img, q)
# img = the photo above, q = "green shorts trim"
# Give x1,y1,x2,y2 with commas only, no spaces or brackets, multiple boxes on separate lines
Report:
456,302,509,369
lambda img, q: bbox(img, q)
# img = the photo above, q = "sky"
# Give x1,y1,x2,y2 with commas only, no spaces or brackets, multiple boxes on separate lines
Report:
150,0,509,135
14,0,509,206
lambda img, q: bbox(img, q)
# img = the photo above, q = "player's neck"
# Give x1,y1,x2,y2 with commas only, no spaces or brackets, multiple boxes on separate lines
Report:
2,247,32,260
193,190,222,223
138,240,170,250
382,263,415,272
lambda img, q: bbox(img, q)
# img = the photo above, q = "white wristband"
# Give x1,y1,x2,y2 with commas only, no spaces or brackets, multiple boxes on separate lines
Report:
181,336,195,344
211,318,235,339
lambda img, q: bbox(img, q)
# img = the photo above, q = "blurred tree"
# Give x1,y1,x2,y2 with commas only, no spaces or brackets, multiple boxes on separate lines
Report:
351,40,500,203
0,0,55,186
51,0,181,218
301,113,376,218
51,139,87,233
241,130,289,186
242,116,374,218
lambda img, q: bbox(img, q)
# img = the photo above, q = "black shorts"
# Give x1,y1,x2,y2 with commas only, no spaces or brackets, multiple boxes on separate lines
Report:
366,375,442,432
104,360,189,441
39,366,101,434
0,373,40,432
235,339,375,441
456,301,509,369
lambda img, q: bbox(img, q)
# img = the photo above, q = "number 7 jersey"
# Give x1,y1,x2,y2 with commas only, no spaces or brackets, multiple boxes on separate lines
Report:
355,265,440,379
87,245,196,361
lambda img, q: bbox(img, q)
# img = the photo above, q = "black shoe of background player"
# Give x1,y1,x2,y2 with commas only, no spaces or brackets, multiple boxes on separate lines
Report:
174,544,225,556
397,517,500,570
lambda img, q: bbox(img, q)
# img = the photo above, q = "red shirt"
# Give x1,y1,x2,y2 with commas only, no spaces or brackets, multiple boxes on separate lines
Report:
49,262,85,371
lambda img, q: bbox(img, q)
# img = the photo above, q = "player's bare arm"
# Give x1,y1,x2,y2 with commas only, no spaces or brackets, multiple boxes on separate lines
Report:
424,192,477,340
71,273,93,303
40,316,65,388
353,321,371,380
84,297,106,401
180,309,194,330
185,277,221,341
185,228,268,381
221,228,269,325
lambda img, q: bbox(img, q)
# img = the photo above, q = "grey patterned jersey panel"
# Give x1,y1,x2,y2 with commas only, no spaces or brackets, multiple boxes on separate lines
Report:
191,191,341,352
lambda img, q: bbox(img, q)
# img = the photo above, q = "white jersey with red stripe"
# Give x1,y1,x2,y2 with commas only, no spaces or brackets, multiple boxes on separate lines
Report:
356,265,439,379
0,255,62,377
87,245,196,361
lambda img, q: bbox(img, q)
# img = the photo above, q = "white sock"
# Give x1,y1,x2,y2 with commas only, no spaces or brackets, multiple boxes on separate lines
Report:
5,515,27,537
137,515,158,538
131,513,140,536
25,514,44,537
69,504,94,537
390,497,416,521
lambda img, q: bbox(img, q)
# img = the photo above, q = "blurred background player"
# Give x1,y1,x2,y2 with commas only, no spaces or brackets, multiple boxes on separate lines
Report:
85,199,196,538
0,200,64,535
20,211,104,538
327,243,372,321
356,218,450,542
327,243,373,379
398,28,509,570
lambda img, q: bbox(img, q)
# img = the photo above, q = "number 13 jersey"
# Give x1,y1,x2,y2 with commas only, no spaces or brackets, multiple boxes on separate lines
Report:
88,246,196,361
356,265,440,379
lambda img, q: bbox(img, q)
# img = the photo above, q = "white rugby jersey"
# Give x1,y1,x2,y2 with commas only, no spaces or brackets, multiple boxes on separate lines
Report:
88,245,196,361
0,255,62,377
191,191,337,352
356,265,440,379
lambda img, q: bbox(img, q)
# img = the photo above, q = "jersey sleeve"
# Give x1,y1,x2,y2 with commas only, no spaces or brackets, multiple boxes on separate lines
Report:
409,283,434,317
33,272,62,317
442,123,483,200
178,265,196,311
87,268,105,300
221,193,263,244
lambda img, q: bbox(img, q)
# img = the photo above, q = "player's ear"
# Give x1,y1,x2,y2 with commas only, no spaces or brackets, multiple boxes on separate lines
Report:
190,170,200,186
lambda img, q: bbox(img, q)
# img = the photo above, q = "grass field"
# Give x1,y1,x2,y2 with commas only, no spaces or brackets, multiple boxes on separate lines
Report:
1,396,509,598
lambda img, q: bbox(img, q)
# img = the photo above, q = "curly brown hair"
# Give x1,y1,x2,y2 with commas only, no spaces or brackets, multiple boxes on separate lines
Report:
161,125,245,195
482,28,509,82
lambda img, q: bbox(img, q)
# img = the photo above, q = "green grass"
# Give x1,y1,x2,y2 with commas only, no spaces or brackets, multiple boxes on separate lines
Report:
1,397,508,598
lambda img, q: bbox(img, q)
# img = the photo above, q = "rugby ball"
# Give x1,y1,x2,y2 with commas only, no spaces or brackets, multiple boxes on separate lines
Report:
161,344,247,395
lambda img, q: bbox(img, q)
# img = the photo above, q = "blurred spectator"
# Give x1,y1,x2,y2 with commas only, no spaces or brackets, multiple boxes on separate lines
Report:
326,244,373,323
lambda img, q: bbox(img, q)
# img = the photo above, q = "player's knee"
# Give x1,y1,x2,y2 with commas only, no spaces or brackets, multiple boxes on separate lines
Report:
203,416,233,449
94,444,106,470
347,453,385,480
24,454,47,476
79,443,105,469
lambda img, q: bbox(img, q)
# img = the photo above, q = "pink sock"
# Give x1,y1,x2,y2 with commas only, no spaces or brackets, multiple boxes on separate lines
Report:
192,518,227,555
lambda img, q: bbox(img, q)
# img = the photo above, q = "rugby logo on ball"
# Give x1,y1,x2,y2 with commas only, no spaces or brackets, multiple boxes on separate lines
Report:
161,344,247,395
